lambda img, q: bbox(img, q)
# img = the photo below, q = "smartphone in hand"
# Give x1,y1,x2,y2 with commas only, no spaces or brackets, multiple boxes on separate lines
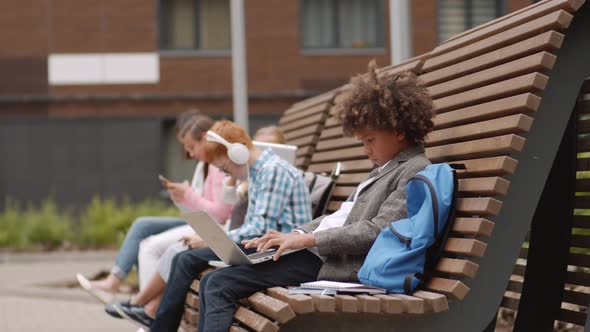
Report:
158,174,171,187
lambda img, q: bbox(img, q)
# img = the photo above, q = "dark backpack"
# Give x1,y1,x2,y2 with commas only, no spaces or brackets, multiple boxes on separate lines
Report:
302,162,341,219
357,163,463,294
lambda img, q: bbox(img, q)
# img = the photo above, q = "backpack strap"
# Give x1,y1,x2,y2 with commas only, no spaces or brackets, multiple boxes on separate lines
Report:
409,174,439,236
404,272,424,295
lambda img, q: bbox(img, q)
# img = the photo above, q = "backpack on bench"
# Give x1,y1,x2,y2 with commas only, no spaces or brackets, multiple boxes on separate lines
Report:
302,162,341,219
357,163,463,294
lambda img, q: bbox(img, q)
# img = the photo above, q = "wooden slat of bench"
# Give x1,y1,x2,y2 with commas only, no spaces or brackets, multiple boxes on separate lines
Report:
334,294,358,313
287,134,318,148
246,292,296,324
229,326,249,332
265,287,314,314
355,294,381,313
279,103,329,125
570,234,590,248
181,320,198,332
501,294,521,311
575,196,590,209
331,186,355,199
286,90,337,116
433,73,548,114
296,146,314,158
284,124,322,141
311,294,336,312
429,0,580,61
454,156,518,177
444,238,488,257
422,31,564,86
315,136,360,152
426,134,526,163
437,258,479,278
461,193,501,219
324,117,341,129
191,280,200,293
389,294,425,314
373,294,404,314
280,113,325,132
336,173,370,186
333,89,351,105
458,177,511,196
513,263,526,277
427,114,533,147
234,306,278,332
427,52,556,99
377,57,425,77
423,10,574,72
452,217,495,237
426,277,470,300
318,126,343,140
311,146,366,163
186,292,199,309
295,157,310,169
412,290,449,313
444,0,556,43
183,307,199,325
433,93,540,130
307,159,374,174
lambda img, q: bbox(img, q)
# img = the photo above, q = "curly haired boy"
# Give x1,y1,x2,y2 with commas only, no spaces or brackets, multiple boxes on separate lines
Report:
151,61,435,332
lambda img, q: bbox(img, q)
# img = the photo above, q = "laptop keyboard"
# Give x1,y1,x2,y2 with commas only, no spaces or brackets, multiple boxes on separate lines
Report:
247,250,275,260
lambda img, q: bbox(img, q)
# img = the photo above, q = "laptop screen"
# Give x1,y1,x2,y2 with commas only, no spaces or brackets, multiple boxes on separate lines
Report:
253,141,297,165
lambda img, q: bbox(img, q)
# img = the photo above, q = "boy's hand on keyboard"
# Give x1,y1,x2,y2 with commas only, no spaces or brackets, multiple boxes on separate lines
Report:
242,230,315,261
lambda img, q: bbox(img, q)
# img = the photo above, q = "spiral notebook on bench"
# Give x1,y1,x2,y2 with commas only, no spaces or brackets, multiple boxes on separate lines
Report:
289,280,386,295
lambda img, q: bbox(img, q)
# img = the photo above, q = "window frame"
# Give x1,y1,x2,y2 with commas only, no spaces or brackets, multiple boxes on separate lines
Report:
299,0,387,55
156,0,231,57
436,0,507,44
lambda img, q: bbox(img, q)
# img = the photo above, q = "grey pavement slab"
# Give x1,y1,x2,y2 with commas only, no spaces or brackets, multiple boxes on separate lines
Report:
0,251,140,332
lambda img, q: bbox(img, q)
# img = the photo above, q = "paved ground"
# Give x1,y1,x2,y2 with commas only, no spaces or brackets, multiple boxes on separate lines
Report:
0,251,136,332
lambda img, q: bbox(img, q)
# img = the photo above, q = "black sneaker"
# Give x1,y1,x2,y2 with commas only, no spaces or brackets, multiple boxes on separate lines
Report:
104,301,139,319
113,304,153,330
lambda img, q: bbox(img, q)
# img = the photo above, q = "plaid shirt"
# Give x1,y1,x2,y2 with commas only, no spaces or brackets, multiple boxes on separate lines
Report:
227,148,311,242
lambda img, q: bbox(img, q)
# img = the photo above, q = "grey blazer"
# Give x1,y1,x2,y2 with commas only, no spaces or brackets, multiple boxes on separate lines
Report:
297,145,430,281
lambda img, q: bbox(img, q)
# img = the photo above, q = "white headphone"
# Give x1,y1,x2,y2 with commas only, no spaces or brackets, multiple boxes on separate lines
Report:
206,130,250,165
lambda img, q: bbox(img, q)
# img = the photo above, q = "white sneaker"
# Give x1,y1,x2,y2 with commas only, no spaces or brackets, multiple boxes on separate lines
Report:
76,273,115,304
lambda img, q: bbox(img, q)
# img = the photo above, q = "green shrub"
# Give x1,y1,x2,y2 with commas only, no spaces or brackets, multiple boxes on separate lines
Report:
0,196,177,250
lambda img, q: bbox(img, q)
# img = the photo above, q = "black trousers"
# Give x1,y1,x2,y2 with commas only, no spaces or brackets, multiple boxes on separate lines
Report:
150,247,322,332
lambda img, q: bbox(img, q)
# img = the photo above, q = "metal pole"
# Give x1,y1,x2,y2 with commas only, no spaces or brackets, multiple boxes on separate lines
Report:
230,0,249,132
389,0,412,65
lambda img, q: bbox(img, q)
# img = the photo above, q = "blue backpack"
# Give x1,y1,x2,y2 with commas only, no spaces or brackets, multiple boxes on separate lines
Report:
357,163,461,294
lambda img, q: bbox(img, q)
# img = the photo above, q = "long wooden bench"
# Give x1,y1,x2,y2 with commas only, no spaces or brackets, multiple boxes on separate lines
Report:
182,1,590,330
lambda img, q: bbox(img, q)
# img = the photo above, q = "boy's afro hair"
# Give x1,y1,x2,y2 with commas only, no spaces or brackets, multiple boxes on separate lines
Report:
336,60,434,144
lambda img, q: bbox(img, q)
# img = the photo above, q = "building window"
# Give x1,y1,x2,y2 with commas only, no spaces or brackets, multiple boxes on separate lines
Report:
159,0,231,51
301,0,385,50
438,0,505,43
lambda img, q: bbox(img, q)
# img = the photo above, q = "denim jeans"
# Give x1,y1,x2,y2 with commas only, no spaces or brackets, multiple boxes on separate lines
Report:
111,216,186,279
149,248,322,332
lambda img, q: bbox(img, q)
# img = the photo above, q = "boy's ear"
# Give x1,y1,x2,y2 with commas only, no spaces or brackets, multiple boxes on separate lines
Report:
394,132,406,142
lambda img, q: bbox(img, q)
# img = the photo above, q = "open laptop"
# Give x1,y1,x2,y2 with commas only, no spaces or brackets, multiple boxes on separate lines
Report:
182,210,300,265
253,141,297,165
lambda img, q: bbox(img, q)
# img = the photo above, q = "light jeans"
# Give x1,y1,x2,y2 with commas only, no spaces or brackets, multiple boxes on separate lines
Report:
137,224,194,288
111,216,186,280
